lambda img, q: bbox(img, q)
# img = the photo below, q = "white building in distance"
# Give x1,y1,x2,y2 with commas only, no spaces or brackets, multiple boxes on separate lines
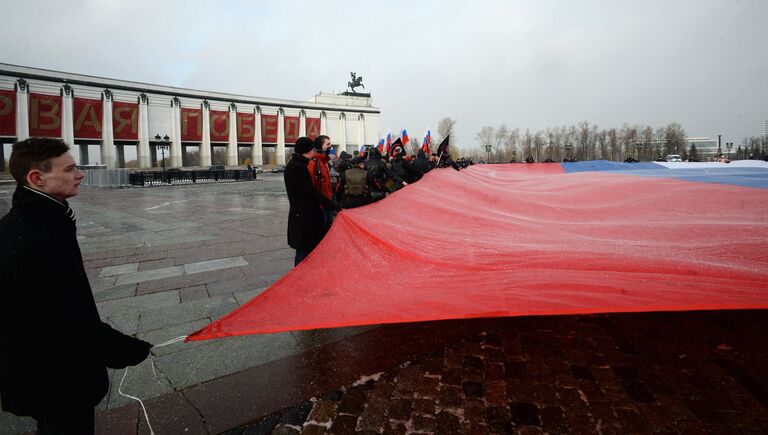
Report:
0,63,380,169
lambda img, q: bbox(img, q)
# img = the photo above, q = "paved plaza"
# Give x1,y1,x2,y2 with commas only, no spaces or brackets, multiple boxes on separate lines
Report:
0,174,373,434
1,175,767,434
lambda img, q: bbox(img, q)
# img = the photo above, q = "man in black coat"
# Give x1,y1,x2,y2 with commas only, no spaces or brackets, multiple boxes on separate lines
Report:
364,147,406,203
285,137,340,265
0,138,152,434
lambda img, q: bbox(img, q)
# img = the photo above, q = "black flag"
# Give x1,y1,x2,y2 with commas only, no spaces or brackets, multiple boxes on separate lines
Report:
435,135,449,157
389,137,403,157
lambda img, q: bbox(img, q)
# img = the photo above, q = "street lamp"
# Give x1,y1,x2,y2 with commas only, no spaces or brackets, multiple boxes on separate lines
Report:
154,134,170,171
564,143,573,161
725,142,733,159
484,144,492,163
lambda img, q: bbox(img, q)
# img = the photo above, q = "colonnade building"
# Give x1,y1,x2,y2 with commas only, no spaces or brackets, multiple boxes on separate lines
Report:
0,63,380,169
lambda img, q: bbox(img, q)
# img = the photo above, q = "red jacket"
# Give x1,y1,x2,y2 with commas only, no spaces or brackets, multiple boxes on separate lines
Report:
307,152,333,200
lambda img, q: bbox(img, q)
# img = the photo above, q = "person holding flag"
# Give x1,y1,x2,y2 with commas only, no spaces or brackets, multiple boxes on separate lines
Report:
401,128,410,148
1,138,152,433
434,135,461,171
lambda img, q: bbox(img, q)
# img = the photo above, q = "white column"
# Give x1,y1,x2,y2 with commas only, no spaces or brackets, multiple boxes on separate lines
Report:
61,85,74,146
252,107,263,165
170,97,182,168
138,93,151,169
299,110,307,137
339,113,346,153
15,79,29,141
200,101,211,167
276,108,286,165
101,90,116,168
320,111,327,135
227,103,238,166
358,114,365,151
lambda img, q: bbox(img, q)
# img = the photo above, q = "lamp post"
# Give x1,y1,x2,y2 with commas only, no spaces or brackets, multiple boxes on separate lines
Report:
725,142,733,159
484,144,492,163
564,143,573,161
154,134,170,171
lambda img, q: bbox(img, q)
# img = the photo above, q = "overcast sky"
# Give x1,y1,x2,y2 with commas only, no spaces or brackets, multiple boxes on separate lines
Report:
1,0,766,150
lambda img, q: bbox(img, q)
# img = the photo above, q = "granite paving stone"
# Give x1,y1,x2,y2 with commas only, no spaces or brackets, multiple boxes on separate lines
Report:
182,256,249,275
114,265,184,286
137,267,243,295
138,257,175,271
234,287,268,305
137,295,239,334
96,290,180,318
179,284,210,302
153,331,299,389
105,356,175,410
103,311,141,336
93,283,137,302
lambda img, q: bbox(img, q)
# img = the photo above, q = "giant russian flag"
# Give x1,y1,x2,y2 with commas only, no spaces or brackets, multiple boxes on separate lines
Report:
189,161,768,340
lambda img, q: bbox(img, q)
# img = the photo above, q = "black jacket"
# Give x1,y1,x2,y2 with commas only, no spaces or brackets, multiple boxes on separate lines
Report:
411,151,431,182
0,186,151,419
364,149,404,193
284,153,339,252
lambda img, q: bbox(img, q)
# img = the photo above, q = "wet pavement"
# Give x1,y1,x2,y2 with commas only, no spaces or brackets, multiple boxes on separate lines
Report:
223,311,768,435
1,175,767,434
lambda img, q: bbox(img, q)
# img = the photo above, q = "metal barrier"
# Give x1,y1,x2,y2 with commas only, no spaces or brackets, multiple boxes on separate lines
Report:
128,170,261,187
80,169,130,187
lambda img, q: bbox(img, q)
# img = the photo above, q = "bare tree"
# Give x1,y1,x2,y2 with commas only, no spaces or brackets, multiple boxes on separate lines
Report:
494,124,509,159
607,128,619,161
665,122,687,157
475,126,494,161
437,117,457,155
639,126,654,161
619,124,637,161
596,129,608,160
533,131,546,162
503,128,520,161
522,129,533,158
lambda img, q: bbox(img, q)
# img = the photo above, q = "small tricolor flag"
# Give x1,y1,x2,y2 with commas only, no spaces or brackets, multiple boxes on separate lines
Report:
401,128,410,146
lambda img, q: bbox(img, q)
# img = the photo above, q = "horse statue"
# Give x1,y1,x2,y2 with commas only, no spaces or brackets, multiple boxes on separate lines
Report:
347,72,365,93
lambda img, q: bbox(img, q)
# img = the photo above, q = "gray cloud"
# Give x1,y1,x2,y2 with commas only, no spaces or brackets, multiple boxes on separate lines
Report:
1,0,765,149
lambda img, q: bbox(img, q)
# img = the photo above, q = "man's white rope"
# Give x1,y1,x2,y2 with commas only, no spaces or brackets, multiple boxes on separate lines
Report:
117,336,188,435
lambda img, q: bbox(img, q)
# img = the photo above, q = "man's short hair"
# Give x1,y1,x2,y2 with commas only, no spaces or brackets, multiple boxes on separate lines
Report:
313,135,330,150
9,138,70,186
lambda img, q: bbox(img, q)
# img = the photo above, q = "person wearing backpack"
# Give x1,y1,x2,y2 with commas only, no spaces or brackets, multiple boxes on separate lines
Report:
338,156,370,209
365,148,406,203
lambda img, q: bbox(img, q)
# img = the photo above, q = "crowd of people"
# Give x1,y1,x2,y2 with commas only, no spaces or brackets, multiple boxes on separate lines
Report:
284,135,467,265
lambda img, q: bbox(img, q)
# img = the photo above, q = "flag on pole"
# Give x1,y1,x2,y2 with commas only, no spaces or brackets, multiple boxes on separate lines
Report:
377,137,385,153
385,132,392,154
436,135,449,156
401,128,410,146
389,138,403,157
422,128,432,154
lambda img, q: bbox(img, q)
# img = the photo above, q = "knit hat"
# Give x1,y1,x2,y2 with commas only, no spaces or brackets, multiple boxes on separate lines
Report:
294,137,314,154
